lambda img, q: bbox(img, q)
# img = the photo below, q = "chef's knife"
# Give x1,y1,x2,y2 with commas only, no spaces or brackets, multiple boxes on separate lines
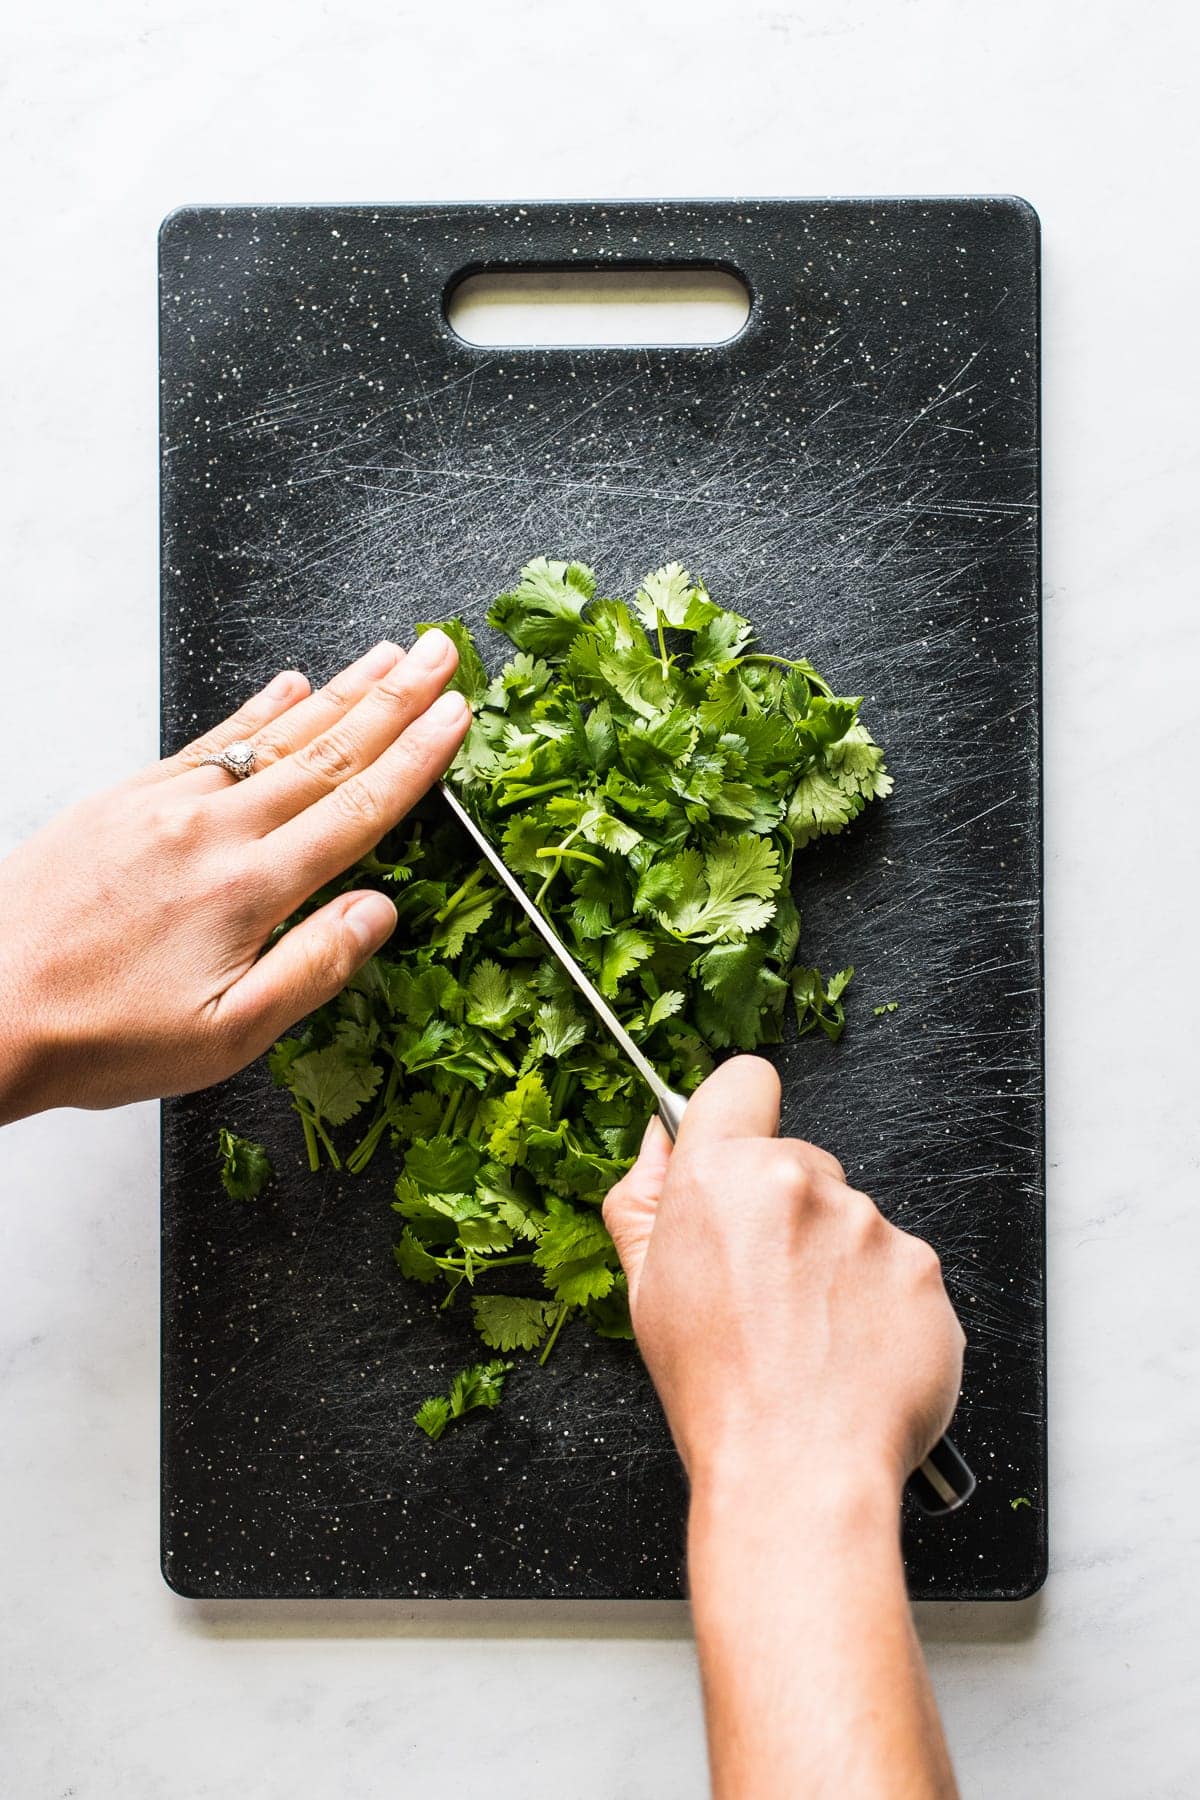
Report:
439,780,974,1516
439,781,688,1138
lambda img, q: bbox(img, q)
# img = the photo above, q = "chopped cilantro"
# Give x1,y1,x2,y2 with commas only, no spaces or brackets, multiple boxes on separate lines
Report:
873,1001,900,1017
238,559,892,1428
217,1129,272,1201
414,1359,512,1440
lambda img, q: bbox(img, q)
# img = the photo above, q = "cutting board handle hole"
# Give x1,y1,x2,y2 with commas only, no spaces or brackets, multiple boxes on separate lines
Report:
445,265,751,347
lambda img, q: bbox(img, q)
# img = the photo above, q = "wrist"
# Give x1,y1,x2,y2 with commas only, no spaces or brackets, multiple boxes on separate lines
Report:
0,973,56,1125
687,1436,903,1556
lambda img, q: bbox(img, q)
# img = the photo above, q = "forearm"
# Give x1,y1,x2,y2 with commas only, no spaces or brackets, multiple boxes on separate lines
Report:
687,1457,957,1800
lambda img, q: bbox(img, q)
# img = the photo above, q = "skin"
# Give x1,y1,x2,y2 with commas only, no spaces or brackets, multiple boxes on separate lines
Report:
604,1060,965,1799
0,631,471,1121
0,640,964,1795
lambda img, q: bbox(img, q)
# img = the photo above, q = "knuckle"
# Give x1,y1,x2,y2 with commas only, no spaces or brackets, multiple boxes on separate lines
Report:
308,919,353,994
202,855,259,922
374,665,422,706
297,730,360,788
766,1145,814,1205
778,1137,845,1190
146,795,205,853
915,1237,945,1281
601,1183,626,1228
844,1187,884,1239
249,731,288,766
318,673,357,712
780,1144,816,1202
391,723,448,788
330,775,384,831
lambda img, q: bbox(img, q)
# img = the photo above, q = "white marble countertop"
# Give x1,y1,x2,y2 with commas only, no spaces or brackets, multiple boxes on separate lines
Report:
2,2,1197,1794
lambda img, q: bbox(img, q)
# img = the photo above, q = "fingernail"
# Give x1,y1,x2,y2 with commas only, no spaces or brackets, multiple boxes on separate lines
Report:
408,627,452,672
266,669,303,698
424,689,471,730
344,891,398,953
361,640,401,677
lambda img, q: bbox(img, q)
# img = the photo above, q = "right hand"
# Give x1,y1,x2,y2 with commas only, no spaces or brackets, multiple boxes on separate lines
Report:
602,1056,965,1500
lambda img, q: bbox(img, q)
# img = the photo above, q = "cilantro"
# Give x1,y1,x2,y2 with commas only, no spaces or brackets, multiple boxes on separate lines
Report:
873,1001,899,1017
792,965,854,1042
471,1295,558,1351
248,560,891,1430
217,1129,272,1201
414,1359,512,1440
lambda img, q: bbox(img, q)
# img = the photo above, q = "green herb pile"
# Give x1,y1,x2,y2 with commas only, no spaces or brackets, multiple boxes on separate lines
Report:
249,559,892,1413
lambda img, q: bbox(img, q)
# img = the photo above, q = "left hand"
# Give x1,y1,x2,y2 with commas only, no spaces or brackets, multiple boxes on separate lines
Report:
0,631,470,1123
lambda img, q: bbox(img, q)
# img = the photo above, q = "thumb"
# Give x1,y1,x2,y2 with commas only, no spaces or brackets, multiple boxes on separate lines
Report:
602,1116,674,1309
216,890,397,1067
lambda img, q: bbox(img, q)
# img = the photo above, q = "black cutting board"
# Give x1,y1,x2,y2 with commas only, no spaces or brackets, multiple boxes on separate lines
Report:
159,198,1044,1600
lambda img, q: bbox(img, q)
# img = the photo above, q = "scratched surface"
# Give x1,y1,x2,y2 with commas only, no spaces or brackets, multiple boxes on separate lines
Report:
159,200,1044,1600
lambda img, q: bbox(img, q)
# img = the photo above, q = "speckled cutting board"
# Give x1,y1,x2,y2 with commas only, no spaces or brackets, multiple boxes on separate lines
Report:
159,198,1044,1600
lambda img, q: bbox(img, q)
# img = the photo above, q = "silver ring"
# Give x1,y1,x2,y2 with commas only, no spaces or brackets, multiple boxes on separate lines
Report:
199,740,258,780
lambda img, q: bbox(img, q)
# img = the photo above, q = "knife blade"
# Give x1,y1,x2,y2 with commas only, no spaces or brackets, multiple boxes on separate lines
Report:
438,781,688,1140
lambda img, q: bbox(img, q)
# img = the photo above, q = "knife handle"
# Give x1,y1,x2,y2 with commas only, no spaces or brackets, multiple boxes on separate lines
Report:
908,1435,976,1515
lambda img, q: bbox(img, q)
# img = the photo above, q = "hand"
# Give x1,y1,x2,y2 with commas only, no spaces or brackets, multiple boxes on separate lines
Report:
0,632,470,1123
605,1058,965,1797
603,1055,965,1500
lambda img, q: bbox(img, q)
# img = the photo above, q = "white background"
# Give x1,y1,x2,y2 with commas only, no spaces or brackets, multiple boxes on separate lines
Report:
2,2,1198,1794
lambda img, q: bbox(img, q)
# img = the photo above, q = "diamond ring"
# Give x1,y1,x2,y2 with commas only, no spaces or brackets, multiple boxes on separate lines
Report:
199,740,258,780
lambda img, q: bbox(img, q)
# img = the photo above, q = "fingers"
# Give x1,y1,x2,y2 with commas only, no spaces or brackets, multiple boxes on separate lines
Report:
233,628,461,831
675,1054,782,1147
602,1117,674,1307
263,687,472,907
201,640,406,789
212,889,398,1066
145,668,311,785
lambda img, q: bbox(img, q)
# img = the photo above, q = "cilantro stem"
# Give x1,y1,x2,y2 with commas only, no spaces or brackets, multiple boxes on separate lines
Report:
496,779,573,807
434,1252,535,1280
435,864,486,922
538,1302,571,1366
533,846,605,869
294,1101,341,1171
299,1110,320,1172
347,1064,401,1174
741,653,834,695
654,610,669,678
439,1087,464,1135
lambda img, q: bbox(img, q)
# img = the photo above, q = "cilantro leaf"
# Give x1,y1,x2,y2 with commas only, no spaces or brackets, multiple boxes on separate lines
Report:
651,835,782,943
217,1129,272,1201
471,1295,558,1352
488,558,594,656
287,1046,382,1127
414,1359,512,1440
